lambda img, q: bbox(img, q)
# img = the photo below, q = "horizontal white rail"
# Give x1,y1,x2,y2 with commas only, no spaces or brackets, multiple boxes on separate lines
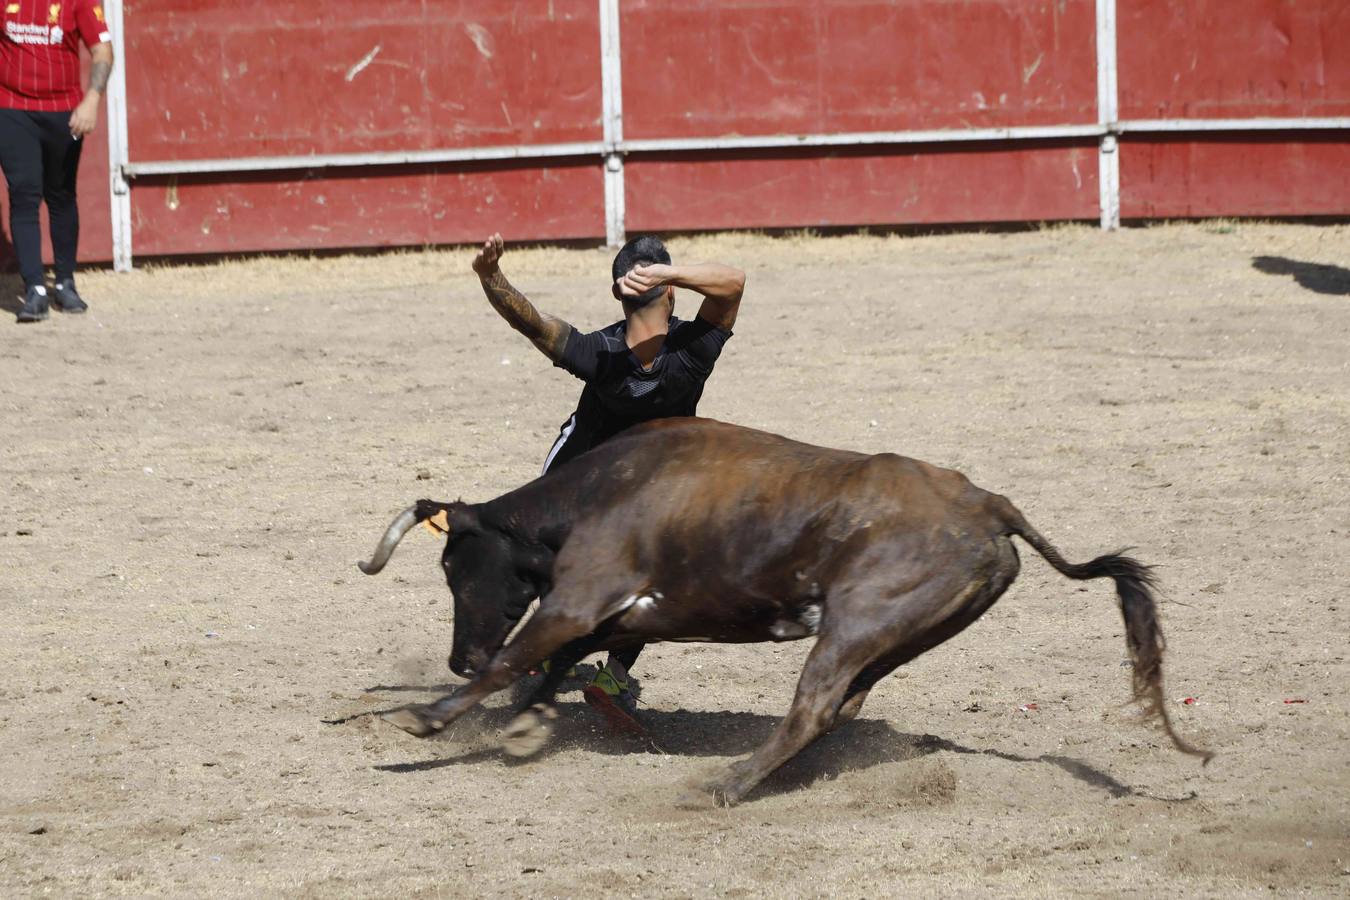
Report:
618,124,1107,153
119,118,1349,180
122,141,607,177
1116,116,1350,133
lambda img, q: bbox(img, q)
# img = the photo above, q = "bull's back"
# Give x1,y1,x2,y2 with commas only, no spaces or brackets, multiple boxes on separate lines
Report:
556,419,1001,588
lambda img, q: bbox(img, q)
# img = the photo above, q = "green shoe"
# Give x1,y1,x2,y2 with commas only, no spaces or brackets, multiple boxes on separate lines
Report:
590,663,629,697
583,661,645,735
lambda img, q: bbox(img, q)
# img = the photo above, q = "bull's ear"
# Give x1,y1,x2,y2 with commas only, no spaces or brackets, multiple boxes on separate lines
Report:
446,501,480,533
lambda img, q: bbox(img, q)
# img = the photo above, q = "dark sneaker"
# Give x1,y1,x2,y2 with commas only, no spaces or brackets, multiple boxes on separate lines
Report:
52,280,87,314
16,285,49,323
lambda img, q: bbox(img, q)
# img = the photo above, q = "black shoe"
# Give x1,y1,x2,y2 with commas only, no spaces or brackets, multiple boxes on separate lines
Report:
16,285,49,323
52,279,87,314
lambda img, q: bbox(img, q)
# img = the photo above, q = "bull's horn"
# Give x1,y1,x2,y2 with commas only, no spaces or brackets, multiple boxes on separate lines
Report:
357,506,420,575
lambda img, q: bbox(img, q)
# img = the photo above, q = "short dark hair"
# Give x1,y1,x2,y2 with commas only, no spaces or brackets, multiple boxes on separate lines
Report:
611,235,671,307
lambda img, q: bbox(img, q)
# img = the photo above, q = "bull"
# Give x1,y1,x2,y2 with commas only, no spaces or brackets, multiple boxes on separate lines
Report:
359,417,1209,805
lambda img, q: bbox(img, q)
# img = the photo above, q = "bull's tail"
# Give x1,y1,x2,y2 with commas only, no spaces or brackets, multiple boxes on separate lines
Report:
997,499,1213,764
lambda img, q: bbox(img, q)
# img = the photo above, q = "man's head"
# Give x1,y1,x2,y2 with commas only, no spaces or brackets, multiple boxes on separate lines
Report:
612,234,672,308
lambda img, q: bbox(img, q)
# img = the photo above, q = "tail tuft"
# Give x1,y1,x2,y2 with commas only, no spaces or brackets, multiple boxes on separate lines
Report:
1114,567,1214,765
1002,502,1213,763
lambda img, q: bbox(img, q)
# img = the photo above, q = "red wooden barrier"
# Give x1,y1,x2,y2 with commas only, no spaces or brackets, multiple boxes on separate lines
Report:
3,0,1346,269
121,0,603,256
620,0,1101,231
620,0,1099,136
1116,0,1350,220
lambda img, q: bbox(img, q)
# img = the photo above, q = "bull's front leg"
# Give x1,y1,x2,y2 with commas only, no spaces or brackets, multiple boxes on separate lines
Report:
499,634,605,758
382,604,603,739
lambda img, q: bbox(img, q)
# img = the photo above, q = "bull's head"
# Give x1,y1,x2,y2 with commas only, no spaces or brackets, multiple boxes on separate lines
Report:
359,500,542,679
432,504,542,680
442,529,539,677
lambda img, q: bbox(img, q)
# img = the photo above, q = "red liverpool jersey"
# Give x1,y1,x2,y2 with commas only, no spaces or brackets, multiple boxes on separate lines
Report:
0,0,110,111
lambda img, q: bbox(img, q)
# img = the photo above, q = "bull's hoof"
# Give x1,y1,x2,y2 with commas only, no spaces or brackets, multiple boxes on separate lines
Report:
674,781,742,809
677,762,751,808
500,704,558,758
381,706,442,737
711,785,743,808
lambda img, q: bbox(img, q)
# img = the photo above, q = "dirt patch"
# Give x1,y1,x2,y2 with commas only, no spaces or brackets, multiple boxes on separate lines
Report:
2,223,1347,896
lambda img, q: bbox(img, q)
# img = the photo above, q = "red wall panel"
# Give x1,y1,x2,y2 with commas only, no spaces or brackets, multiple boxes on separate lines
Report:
114,0,606,258
1120,134,1350,219
625,142,1099,231
1118,0,1350,119
620,0,1098,137
77,115,113,264
129,161,603,257
123,0,603,160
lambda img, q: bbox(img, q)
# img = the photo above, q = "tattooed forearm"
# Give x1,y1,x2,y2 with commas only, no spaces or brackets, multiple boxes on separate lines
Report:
89,60,112,94
480,271,570,360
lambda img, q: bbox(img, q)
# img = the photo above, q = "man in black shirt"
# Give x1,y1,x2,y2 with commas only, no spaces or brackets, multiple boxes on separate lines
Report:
473,232,745,732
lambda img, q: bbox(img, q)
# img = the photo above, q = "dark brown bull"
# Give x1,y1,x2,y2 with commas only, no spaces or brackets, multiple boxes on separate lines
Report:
359,417,1209,805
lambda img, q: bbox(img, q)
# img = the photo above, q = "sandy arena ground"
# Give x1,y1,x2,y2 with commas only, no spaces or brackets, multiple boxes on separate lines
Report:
1,223,1347,897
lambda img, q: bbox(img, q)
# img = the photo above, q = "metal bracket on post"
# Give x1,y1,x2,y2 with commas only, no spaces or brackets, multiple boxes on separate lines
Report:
1095,0,1120,230
599,0,625,247
104,0,133,270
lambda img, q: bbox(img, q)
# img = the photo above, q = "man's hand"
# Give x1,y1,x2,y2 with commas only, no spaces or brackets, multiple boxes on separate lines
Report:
475,233,573,363
472,233,505,278
69,97,99,138
615,263,674,300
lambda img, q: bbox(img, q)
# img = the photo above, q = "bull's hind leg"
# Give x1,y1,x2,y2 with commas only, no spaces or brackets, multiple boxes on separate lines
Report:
703,633,870,806
835,543,1019,731
710,545,1020,805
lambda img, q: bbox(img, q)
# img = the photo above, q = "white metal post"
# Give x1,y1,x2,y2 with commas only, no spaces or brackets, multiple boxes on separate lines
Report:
1095,0,1120,230
104,0,132,270
599,0,625,247
1098,134,1120,229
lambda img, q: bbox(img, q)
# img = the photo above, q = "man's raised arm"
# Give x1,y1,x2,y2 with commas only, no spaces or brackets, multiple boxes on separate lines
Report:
616,261,746,331
473,233,572,362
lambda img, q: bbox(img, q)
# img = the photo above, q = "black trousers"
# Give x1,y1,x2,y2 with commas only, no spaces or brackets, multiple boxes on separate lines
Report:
0,108,83,290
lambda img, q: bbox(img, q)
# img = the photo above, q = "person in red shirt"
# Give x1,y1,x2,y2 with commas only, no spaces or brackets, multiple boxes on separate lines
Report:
0,0,113,322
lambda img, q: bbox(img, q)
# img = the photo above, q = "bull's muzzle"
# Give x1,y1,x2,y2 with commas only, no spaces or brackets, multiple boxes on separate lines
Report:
448,647,490,680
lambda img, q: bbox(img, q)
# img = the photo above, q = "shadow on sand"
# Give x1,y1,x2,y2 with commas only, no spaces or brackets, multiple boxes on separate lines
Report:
332,682,1196,804
1252,256,1350,296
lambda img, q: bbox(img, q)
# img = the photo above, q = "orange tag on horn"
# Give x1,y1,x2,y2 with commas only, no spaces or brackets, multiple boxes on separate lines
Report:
422,509,450,535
